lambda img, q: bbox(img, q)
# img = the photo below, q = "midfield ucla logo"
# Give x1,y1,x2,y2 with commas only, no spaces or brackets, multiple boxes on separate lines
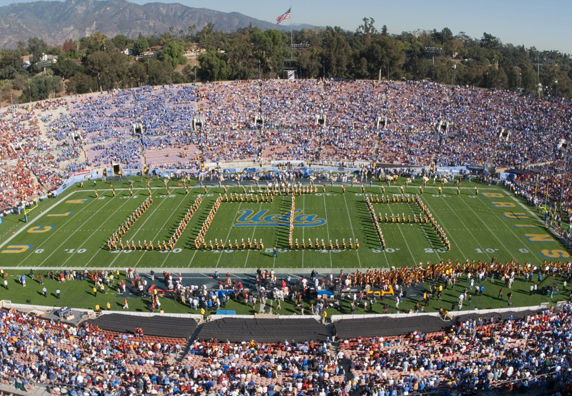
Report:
235,209,326,227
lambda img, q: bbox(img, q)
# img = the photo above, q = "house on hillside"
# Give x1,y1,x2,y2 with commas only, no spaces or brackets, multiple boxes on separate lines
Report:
22,53,58,69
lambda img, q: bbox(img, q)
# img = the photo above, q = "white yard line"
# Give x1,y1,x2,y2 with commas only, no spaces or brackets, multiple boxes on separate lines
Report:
322,193,333,268
67,195,144,268
34,194,119,267
107,193,174,267
426,196,474,259
472,194,547,263
215,201,244,268
385,195,420,266
148,194,195,268
302,193,306,268
342,192,362,267
374,187,395,269
450,194,514,258
410,198,442,260
244,198,265,268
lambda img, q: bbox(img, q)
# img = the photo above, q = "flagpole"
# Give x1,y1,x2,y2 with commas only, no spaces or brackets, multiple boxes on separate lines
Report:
289,5,293,61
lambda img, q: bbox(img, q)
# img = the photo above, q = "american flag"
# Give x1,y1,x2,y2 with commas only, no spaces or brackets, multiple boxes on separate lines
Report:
276,8,291,24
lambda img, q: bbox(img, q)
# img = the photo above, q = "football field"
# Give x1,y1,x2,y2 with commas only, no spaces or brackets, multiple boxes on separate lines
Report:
0,178,569,271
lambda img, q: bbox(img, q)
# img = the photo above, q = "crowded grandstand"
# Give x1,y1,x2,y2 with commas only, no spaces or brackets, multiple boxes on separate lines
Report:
1,79,572,396
1,79,571,214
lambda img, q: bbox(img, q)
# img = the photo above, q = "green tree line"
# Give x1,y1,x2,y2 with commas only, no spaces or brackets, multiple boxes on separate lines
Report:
1,18,572,103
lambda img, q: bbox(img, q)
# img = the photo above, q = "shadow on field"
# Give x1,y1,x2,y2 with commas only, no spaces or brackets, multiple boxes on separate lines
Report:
356,198,378,248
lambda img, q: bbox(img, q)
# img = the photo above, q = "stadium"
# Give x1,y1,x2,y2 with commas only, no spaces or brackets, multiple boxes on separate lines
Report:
1,78,572,396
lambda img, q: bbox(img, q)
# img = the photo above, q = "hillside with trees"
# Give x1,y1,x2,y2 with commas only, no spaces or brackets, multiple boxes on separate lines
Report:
1,17,571,104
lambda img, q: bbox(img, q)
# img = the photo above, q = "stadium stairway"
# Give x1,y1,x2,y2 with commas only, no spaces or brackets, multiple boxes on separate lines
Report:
176,321,205,363
327,323,354,383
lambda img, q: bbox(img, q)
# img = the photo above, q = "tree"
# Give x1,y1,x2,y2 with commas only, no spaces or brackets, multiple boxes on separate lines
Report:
226,29,257,79
112,35,132,52
432,27,453,44
321,27,352,78
362,35,404,80
482,67,508,89
481,33,501,50
404,42,430,80
108,52,130,88
67,72,96,94
86,31,109,54
198,23,224,51
161,41,186,68
198,50,230,81
298,47,322,79
128,61,147,87
182,64,197,82
86,51,112,91
133,36,149,56
147,59,174,85
0,49,25,79
188,24,197,39
251,28,287,77
52,58,78,79
20,74,61,103
62,40,75,54
27,37,48,60
356,17,377,47
172,71,184,84
295,29,322,78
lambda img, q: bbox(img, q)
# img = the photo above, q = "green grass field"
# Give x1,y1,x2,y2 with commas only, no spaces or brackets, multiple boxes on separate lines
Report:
0,177,570,271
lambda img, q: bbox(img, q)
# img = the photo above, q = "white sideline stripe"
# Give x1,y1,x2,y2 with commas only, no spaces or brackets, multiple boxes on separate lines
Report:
0,190,78,250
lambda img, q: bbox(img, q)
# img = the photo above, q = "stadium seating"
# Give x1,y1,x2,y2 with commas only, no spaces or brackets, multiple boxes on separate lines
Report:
2,80,571,213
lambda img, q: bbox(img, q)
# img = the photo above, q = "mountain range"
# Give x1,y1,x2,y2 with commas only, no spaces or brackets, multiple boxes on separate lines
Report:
0,0,312,49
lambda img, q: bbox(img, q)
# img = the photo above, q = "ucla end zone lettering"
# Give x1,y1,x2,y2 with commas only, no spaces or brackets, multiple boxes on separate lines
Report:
1,245,32,254
65,198,90,204
28,225,55,233
235,209,325,227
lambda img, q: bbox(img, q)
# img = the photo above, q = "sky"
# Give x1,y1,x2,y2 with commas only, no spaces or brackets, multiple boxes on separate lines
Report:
2,0,570,55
